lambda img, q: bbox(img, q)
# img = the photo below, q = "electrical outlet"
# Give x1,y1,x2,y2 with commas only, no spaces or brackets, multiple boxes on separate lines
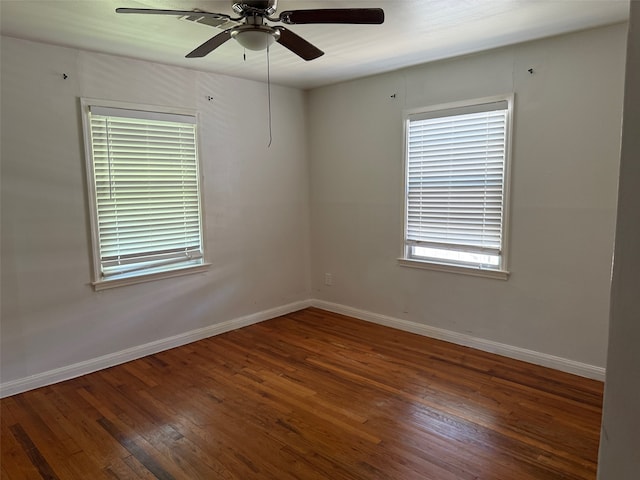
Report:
324,273,333,286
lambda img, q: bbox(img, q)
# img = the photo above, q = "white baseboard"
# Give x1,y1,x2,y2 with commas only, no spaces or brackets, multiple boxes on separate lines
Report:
0,300,312,398
310,299,606,381
1,297,605,398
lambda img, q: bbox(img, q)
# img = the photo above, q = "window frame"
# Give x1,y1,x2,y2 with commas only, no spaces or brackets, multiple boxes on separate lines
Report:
399,94,514,280
81,98,209,290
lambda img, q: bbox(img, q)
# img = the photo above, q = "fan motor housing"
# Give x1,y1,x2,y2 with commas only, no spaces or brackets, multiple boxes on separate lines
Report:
232,1,277,16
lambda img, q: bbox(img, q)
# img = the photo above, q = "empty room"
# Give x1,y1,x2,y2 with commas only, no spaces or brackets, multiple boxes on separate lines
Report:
1,1,638,479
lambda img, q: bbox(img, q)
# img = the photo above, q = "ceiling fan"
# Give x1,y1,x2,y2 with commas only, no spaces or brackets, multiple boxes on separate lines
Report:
116,1,385,61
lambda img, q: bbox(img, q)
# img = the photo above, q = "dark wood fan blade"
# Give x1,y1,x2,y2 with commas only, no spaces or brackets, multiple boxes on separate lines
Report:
186,30,233,58
278,8,384,25
116,8,232,21
274,27,324,61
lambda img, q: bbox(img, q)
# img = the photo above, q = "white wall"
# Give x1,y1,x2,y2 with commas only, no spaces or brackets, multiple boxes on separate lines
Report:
0,22,629,394
0,37,311,389
308,24,627,370
598,3,640,477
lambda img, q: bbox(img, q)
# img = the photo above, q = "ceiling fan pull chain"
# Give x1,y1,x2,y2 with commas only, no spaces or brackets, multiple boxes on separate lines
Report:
267,44,272,148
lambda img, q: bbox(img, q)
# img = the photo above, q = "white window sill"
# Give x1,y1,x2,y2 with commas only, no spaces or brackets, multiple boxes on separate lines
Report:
92,263,211,291
397,258,510,280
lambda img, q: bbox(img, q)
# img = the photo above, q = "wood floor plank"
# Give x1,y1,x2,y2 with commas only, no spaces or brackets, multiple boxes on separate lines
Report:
1,415,46,480
0,307,604,479
97,416,176,480
7,423,60,480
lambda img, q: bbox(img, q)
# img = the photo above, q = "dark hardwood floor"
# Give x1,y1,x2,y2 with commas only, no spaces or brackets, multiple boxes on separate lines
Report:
1,308,604,479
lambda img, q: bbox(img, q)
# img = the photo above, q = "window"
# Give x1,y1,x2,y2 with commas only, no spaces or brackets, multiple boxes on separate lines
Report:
400,95,513,279
81,99,207,290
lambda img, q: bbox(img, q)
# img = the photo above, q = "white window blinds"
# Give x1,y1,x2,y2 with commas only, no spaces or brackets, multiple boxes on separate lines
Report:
405,100,509,261
88,105,203,279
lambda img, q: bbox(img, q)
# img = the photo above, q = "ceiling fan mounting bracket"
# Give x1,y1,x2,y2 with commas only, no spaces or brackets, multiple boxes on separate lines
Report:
232,1,277,17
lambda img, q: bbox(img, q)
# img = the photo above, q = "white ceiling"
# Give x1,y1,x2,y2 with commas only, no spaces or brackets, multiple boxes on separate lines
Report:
0,0,630,90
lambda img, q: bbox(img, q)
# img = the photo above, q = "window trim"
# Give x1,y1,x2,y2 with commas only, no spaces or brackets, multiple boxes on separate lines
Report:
399,94,514,280
80,98,209,290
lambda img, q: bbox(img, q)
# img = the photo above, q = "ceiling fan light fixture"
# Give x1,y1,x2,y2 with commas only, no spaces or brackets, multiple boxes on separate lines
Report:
231,26,280,51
